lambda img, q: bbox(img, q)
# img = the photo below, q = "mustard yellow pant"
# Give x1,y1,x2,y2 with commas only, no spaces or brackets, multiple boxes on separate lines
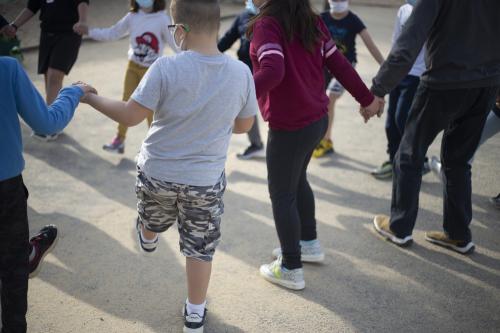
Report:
117,61,153,140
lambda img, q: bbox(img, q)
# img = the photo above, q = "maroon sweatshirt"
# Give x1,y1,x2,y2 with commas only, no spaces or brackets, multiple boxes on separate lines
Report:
250,16,374,131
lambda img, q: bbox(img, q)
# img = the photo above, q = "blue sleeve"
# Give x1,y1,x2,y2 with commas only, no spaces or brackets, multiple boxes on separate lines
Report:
27,0,41,14
13,61,83,134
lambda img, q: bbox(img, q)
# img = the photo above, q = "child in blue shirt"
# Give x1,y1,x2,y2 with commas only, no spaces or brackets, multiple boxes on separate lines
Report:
0,52,94,332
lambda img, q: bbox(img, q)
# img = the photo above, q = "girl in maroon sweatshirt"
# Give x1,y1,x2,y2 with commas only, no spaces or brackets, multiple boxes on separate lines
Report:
249,0,380,290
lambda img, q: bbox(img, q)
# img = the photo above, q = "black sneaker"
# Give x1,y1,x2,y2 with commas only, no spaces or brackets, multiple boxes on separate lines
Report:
183,304,207,333
29,225,59,278
490,193,500,210
237,144,265,160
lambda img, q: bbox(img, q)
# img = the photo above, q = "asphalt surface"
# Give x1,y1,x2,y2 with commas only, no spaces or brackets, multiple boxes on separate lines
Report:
3,3,500,333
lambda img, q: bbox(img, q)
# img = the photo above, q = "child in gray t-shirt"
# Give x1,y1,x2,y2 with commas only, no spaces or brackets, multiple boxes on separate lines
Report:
83,0,257,331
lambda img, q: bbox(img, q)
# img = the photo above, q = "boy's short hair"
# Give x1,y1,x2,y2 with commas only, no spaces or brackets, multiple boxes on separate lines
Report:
170,0,220,33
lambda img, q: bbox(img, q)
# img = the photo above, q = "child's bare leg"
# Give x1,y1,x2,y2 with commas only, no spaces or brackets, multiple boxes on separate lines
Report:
325,92,339,140
186,257,212,305
45,67,65,105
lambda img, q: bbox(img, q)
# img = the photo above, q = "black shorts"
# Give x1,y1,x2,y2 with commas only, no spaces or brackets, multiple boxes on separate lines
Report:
38,31,82,75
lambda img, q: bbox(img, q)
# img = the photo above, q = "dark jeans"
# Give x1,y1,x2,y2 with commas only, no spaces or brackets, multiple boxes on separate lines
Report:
267,115,328,270
386,75,421,161
0,175,29,333
390,85,499,242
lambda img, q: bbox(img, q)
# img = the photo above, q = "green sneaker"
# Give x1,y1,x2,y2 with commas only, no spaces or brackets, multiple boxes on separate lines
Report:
371,161,393,180
259,257,305,290
271,239,325,263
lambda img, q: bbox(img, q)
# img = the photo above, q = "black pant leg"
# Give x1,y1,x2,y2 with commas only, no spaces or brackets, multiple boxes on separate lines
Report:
390,86,451,236
266,116,327,269
440,86,498,242
0,176,29,333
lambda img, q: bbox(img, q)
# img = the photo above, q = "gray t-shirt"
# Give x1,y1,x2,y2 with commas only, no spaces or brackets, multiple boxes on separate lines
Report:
132,51,258,186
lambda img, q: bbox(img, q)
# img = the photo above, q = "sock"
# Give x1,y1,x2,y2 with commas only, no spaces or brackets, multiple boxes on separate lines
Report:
29,245,36,262
186,299,206,317
140,227,157,243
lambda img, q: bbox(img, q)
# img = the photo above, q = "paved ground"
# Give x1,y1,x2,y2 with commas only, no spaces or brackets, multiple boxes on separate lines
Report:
6,3,500,333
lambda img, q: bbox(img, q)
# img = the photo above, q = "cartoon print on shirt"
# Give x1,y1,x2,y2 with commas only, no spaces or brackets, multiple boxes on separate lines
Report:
134,32,160,65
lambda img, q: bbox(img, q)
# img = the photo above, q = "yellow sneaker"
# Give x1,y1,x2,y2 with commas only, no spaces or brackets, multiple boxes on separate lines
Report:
312,139,334,158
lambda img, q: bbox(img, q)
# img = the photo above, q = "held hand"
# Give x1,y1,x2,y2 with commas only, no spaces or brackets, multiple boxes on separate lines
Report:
359,96,385,123
73,22,88,35
73,81,98,103
2,25,17,38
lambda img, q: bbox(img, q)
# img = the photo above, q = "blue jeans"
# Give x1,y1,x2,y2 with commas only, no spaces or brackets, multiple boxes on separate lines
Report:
385,75,421,162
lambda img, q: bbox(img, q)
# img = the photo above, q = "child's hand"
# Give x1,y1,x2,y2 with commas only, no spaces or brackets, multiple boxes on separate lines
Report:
73,81,97,103
73,22,88,36
1,25,17,39
359,96,385,123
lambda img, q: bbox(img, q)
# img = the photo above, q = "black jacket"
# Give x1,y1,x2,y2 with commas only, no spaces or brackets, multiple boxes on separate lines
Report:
218,10,254,71
372,0,500,97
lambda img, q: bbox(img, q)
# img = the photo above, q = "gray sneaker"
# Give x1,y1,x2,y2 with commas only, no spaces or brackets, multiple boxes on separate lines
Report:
271,239,324,263
259,257,305,290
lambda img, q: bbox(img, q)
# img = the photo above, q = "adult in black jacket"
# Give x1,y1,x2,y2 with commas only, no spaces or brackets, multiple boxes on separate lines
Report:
368,0,500,254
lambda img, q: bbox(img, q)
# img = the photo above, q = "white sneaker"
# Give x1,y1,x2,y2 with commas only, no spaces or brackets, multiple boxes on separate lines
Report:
259,257,305,290
182,304,206,333
271,239,325,263
430,156,443,183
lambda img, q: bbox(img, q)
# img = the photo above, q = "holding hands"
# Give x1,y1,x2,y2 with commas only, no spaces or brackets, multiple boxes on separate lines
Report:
73,21,89,36
72,81,97,103
359,96,385,123
1,24,17,39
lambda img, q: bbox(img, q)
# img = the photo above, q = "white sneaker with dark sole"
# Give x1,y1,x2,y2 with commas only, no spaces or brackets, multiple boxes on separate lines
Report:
182,305,206,333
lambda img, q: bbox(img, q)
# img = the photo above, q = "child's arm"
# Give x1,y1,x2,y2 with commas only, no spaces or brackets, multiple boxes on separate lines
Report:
359,29,384,65
83,95,152,127
234,70,258,133
86,14,131,41
9,7,36,37
251,18,286,99
73,1,89,34
12,60,93,134
218,16,241,53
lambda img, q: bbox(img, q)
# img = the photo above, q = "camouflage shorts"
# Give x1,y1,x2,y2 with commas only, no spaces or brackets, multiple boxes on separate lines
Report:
135,170,226,262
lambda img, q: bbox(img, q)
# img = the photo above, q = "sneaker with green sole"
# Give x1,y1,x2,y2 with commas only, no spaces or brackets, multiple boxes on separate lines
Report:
371,160,393,180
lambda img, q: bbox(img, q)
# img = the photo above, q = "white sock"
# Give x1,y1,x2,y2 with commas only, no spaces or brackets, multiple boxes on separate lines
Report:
140,227,157,243
186,299,206,317
29,245,36,262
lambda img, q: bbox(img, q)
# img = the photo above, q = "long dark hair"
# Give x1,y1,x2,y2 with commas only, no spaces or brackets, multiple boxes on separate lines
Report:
130,0,166,13
247,0,322,52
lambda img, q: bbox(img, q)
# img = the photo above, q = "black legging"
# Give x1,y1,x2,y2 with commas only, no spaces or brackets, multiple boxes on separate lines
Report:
266,115,328,270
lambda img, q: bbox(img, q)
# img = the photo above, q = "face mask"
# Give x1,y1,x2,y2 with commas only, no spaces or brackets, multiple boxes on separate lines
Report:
245,0,259,15
406,0,417,6
172,25,186,51
136,0,153,8
329,1,349,13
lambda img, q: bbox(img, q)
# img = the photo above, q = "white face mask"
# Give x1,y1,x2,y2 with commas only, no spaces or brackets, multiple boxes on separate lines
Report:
172,25,186,51
329,1,349,13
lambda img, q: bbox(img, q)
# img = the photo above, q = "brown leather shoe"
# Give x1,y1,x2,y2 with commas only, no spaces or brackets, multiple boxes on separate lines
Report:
373,215,413,247
425,231,475,254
